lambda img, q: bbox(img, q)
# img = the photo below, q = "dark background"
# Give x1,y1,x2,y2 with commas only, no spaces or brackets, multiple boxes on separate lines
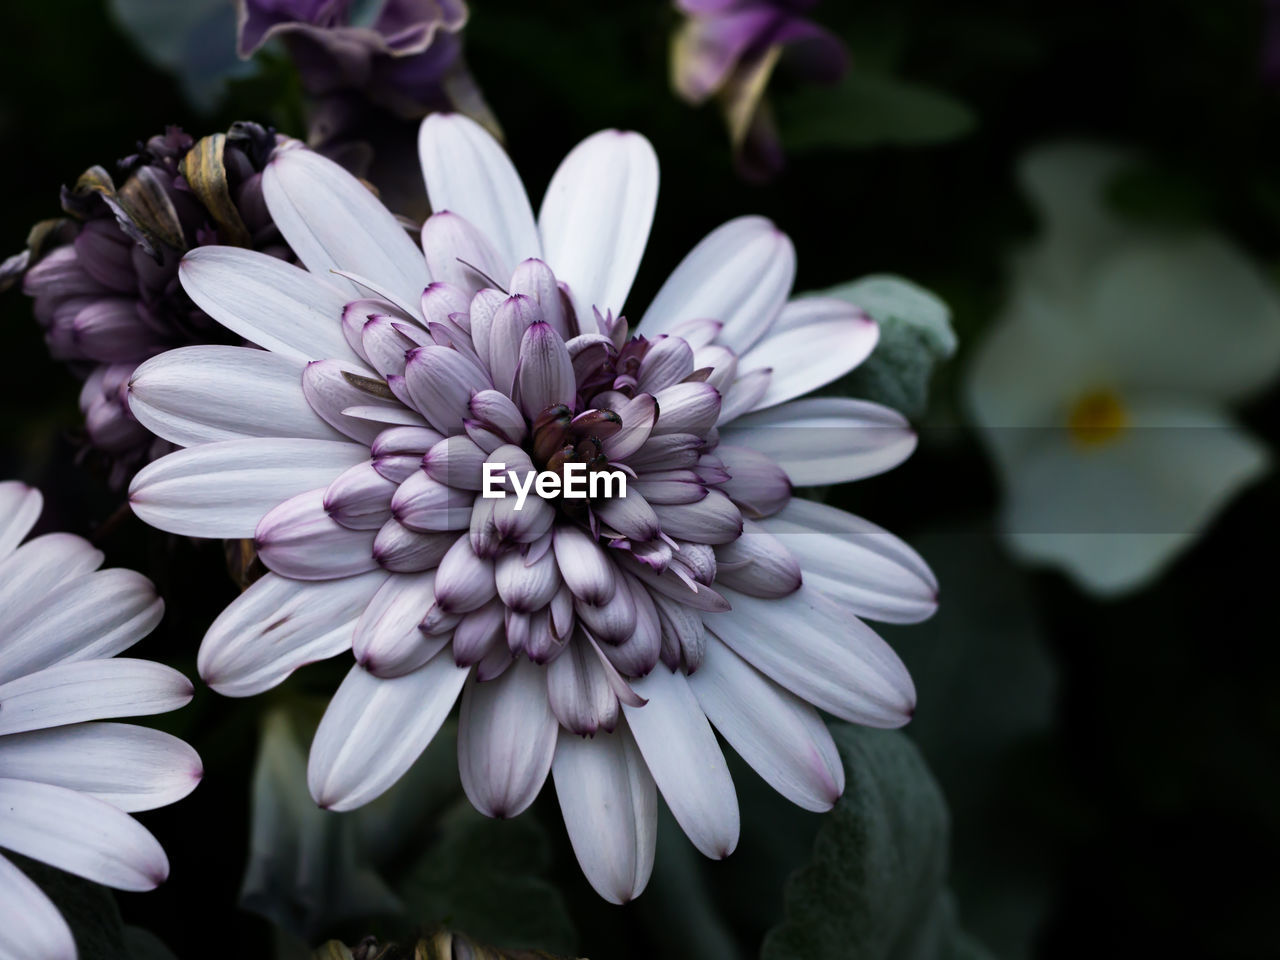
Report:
2,1,1279,957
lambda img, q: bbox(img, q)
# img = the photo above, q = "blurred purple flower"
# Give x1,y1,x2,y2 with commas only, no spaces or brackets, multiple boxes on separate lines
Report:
235,0,496,219
12,124,288,487
671,0,848,180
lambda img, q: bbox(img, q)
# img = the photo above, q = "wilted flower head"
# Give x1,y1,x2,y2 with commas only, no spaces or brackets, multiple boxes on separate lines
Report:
14,123,287,486
671,0,849,180
0,481,200,960
236,0,494,218
967,143,1280,595
127,115,935,903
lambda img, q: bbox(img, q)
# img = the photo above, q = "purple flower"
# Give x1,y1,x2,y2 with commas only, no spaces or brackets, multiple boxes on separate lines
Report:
671,0,849,180
127,117,935,903
14,124,288,486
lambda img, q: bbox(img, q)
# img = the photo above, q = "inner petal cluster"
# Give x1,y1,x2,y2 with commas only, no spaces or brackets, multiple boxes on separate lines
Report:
251,258,800,734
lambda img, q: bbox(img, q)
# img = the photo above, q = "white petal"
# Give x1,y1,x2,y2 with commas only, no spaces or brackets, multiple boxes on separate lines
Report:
458,656,558,818
352,571,449,677
419,113,541,276
551,724,656,904
0,659,193,737
637,216,795,353
178,247,361,363
308,657,469,811
689,637,843,811
0,533,103,639
128,345,345,447
738,298,879,412
264,147,429,306
129,438,369,538
622,667,739,859
763,498,938,624
722,398,917,485
705,585,915,727
200,570,388,696
0,482,41,560
0,723,201,812
0,778,167,891
538,129,658,321
0,568,162,686
0,852,76,960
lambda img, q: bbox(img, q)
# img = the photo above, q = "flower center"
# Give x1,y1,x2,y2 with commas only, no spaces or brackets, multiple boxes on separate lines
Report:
529,404,625,517
1067,389,1128,449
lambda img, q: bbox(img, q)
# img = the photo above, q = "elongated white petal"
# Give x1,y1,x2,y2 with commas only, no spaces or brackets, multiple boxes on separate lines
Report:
637,216,794,353
0,482,40,560
419,113,541,276
308,657,469,811
421,210,509,293
689,638,843,811
264,147,429,306
738,298,879,412
0,723,201,812
130,439,368,538
0,568,162,686
763,498,938,623
178,247,360,363
200,570,388,696
0,778,167,890
552,724,656,904
128,346,344,447
623,667,739,859
0,659,193,737
0,852,76,960
538,129,658,321
706,585,915,727
458,657,558,818
722,398,917,485
0,533,102,637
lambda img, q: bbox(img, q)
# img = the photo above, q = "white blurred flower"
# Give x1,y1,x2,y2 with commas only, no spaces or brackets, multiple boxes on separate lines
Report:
967,143,1280,596
0,482,200,960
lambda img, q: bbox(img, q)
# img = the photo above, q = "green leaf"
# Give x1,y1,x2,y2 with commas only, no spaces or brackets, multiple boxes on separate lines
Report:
9,855,128,960
123,926,181,960
821,275,958,417
760,726,987,960
778,73,976,152
398,802,577,956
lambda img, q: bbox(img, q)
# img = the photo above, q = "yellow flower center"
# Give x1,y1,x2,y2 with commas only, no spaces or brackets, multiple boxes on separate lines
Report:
1067,389,1128,448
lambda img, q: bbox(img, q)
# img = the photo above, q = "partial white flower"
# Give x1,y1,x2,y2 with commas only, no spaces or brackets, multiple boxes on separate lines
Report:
967,143,1280,596
0,481,200,960
127,114,936,903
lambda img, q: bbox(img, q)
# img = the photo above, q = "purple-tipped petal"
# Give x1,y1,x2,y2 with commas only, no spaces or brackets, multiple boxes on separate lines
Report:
713,520,801,597
596,573,661,676
637,337,695,394
652,382,721,436
353,572,450,677
495,545,562,613
594,490,661,542
302,359,404,445
373,518,455,572
715,443,792,518
651,490,742,545
547,635,620,735
433,534,497,613
517,322,576,418
510,258,572,339
423,435,489,490
453,598,506,666
717,368,771,424
391,471,474,532
421,210,508,295
256,489,378,580
601,394,657,460
627,433,703,471
652,592,706,672
323,460,398,531
553,524,618,604
403,345,492,435
574,575,637,645
469,389,528,443
489,294,543,397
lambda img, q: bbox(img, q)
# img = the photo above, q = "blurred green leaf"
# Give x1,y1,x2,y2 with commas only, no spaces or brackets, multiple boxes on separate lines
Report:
11,855,128,960
108,0,257,112
399,802,577,956
761,726,986,960
778,73,975,151
822,275,957,417
123,925,181,959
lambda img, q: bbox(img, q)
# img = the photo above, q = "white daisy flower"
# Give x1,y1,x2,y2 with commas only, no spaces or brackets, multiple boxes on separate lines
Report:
0,481,200,960
126,115,936,903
